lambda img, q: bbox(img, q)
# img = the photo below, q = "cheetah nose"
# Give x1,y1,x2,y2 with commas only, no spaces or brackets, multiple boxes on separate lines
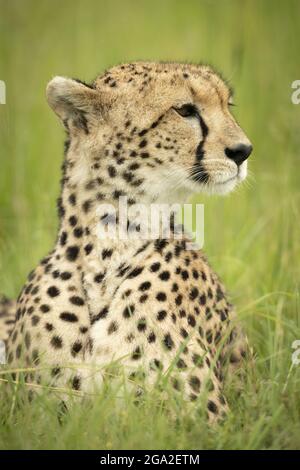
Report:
225,143,253,166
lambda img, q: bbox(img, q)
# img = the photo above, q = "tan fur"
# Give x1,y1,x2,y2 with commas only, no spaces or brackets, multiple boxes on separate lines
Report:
2,62,252,420
0,297,16,342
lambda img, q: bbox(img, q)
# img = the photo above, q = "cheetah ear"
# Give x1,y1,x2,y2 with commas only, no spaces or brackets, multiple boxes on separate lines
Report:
46,76,101,131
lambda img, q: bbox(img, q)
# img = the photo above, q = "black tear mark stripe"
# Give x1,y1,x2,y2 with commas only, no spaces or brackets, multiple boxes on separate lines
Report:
195,111,209,162
190,109,210,184
198,113,209,139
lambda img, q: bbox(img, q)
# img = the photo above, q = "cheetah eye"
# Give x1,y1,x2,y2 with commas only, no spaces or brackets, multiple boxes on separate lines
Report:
174,104,198,118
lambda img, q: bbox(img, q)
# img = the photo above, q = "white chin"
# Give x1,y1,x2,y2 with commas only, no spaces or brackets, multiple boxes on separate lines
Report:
238,161,248,181
209,162,248,195
210,177,238,195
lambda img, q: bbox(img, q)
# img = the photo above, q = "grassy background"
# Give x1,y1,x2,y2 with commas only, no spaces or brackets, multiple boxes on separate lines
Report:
0,0,300,449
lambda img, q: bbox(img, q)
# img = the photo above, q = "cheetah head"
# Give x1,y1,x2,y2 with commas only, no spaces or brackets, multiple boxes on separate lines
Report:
47,62,252,204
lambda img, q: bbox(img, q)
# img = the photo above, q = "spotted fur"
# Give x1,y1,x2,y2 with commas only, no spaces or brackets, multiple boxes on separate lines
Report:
0,296,16,343
2,62,253,421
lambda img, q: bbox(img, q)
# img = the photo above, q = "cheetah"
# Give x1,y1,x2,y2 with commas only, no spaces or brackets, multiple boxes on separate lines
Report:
2,62,253,420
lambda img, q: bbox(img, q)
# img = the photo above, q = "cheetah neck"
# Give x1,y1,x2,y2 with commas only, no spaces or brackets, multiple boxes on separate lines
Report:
54,140,190,321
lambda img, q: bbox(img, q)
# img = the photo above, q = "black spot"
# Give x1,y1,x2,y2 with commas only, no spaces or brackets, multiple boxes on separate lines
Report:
150,262,161,272
69,215,77,227
108,165,117,177
72,375,81,391
128,162,140,171
69,193,76,206
47,286,60,297
175,245,183,257
207,400,218,414
66,245,79,262
32,349,40,364
216,285,224,302
40,304,50,313
181,270,189,281
205,307,212,320
159,271,170,281
123,304,135,318
69,296,84,306
84,244,93,255
57,197,65,218
176,358,187,369
219,309,228,322
192,353,204,368
113,190,125,199
123,289,132,298
60,231,68,246
139,294,148,303
150,358,163,371
148,331,156,343
126,333,135,343
189,287,199,301
31,286,39,295
25,331,31,349
61,271,72,280
139,139,147,148
163,333,174,350
140,152,149,159
91,306,109,324
192,269,199,280
51,336,63,349
206,329,213,344
82,200,92,213
180,328,188,339
139,281,151,291
189,376,201,392
108,321,118,334
122,171,133,183
60,312,78,322
172,283,178,292
71,341,82,356
102,249,113,260
74,227,83,238
164,251,173,262
155,239,168,252
188,315,196,327
45,323,54,331
157,310,167,321
127,266,144,278
137,318,147,332
156,292,167,302
94,272,105,283
179,309,186,318
16,344,22,359
131,346,142,360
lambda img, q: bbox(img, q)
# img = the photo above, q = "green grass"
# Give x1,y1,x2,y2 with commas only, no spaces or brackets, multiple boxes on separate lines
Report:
0,0,300,450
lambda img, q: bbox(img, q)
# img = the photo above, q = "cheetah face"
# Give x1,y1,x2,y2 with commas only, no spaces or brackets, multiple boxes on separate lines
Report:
47,63,252,203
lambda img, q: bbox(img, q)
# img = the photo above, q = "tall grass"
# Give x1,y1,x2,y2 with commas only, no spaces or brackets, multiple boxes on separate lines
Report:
0,0,299,449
